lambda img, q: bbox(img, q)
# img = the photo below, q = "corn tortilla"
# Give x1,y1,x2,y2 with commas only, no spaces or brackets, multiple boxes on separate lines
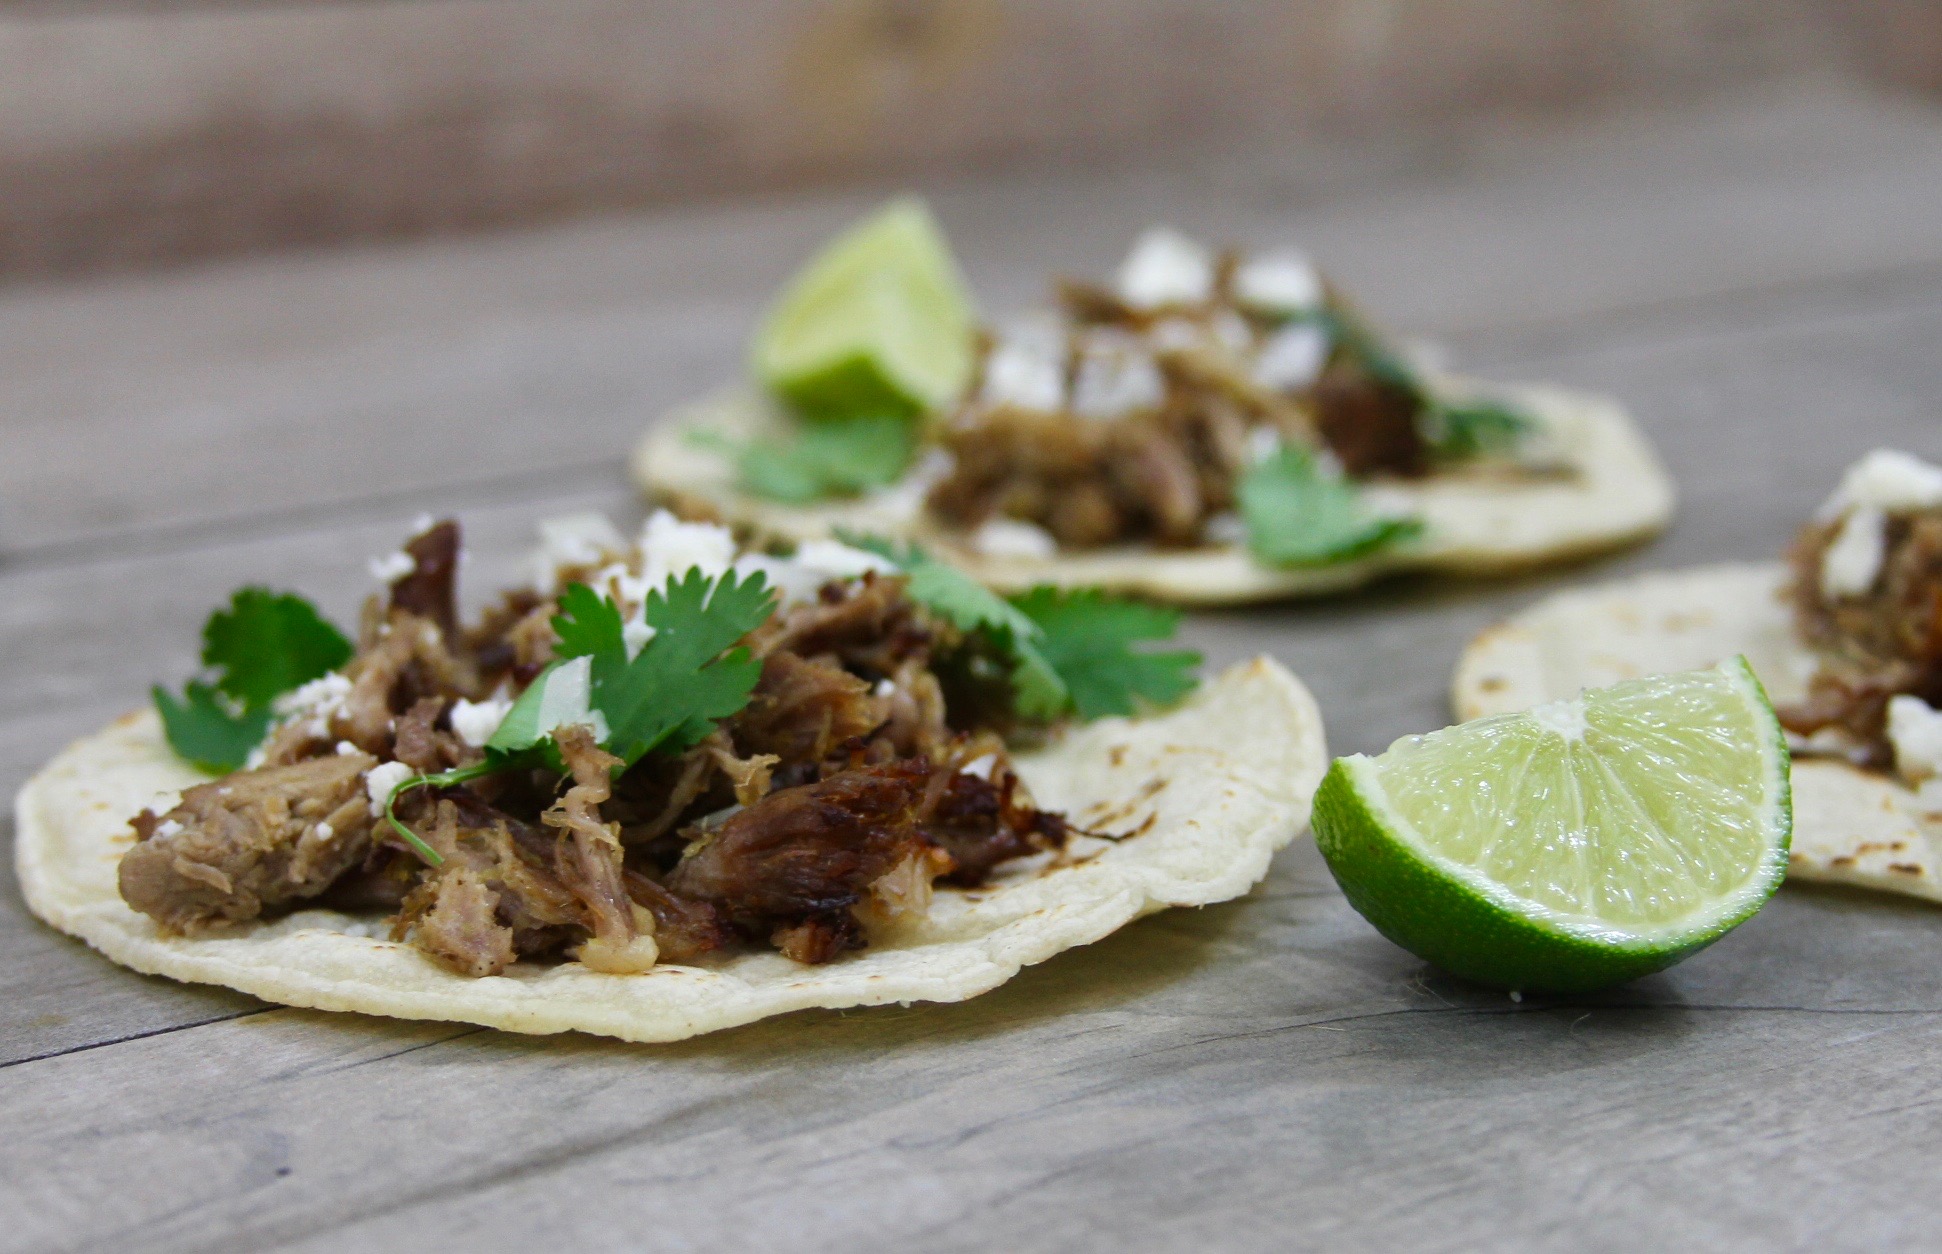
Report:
16,658,1325,1043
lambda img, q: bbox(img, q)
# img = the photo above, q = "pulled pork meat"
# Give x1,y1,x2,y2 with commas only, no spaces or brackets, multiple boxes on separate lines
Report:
926,266,1436,551
1778,510,1942,765
121,522,1066,976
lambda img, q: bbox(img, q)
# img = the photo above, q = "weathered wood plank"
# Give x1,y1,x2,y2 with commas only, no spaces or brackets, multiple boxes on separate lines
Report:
0,843,1936,1253
10,88,1942,559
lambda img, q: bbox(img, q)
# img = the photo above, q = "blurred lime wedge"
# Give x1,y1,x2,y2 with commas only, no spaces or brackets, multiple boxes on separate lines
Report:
1313,657,1791,992
753,197,976,421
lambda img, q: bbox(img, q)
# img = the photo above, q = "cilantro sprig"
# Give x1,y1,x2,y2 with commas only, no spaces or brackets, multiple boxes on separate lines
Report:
846,534,1200,721
1238,445,1423,568
1283,305,1532,462
153,589,352,773
381,569,775,861
692,412,917,504
1009,589,1200,720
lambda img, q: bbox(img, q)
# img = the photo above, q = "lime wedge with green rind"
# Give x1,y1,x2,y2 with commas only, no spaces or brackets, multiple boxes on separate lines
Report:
753,197,976,421
1313,657,1791,992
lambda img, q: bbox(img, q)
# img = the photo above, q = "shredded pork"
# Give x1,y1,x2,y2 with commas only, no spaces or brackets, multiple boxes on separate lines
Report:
121,520,1068,975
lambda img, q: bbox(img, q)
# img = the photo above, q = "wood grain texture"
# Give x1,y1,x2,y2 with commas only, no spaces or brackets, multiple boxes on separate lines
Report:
8,86,1942,1252
0,0,1845,278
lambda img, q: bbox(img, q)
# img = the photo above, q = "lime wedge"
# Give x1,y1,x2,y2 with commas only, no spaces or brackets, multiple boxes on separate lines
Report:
753,197,976,421
1313,657,1791,992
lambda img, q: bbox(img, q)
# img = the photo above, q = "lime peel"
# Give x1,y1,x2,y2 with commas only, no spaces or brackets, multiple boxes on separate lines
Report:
1314,656,1792,991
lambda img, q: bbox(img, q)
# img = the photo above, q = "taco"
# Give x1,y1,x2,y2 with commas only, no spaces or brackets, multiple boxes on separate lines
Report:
1453,449,1942,904
634,201,1673,604
15,514,1325,1043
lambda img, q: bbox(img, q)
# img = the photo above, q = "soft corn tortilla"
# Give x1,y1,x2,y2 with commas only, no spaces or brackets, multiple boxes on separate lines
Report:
1453,563,1942,904
633,379,1674,605
15,658,1323,1044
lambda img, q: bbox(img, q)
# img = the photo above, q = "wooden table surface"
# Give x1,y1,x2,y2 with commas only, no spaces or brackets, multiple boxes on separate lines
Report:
7,83,1942,1252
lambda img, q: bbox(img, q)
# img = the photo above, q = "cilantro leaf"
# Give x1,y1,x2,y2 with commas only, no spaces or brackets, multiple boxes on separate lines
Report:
152,682,276,774
1009,589,1201,720
549,570,774,767
153,588,352,772
694,412,917,504
841,533,1069,719
202,588,353,708
1238,446,1423,567
1421,398,1531,460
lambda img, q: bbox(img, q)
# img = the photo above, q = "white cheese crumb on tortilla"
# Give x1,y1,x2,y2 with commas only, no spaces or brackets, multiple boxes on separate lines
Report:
1116,228,1214,310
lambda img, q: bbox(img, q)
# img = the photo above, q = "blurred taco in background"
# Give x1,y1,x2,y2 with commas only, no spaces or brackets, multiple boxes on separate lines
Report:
634,198,1673,604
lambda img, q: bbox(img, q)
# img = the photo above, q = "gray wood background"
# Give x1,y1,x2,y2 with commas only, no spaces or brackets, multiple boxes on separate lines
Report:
6,82,1942,1251
0,0,1899,280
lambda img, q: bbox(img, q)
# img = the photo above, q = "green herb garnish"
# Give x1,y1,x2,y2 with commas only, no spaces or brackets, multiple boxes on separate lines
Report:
382,570,774,860
1420,399,1531,460
693,411,917,504
846,534,1199,721
153,589,352,773
1008,589,1201,720
1286,305,1533,461
1237,445,1423,568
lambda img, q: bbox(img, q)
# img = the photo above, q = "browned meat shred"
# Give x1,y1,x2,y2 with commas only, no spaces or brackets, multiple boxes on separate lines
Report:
1779,511,1942,763
665,761,937,957
119,751,378,932
120,519,1072,974
1311,363,1428,479
388,520,462,642
924,262,1443,551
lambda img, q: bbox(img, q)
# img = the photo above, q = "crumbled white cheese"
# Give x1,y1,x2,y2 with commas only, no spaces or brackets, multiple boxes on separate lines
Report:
1819,505,1887,600
865,447,957,524
366,550,416,585
365,761,416,816
312,822,335,843
1146,317,1203,354
732,553,820,607
335,740,360,756
1071,330,1165,419
272,672,353,739
621,616,655,660
1246,426,1283,463
980,329,1067,412
448,696,513,749
1233,249,1322,314
1822,449,1942,517
1210,310,1253,355
1116,228,1215,310
1251,323,1330,392
874,678,897,697
960,753,997,780
155,818,184,838
795,539,899,582
535,513,625,591
638,510,736,591
1203,512,1247,545
524,655,612,744
970,518,1059,560
586,561,648,613
1889,695,1942,784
